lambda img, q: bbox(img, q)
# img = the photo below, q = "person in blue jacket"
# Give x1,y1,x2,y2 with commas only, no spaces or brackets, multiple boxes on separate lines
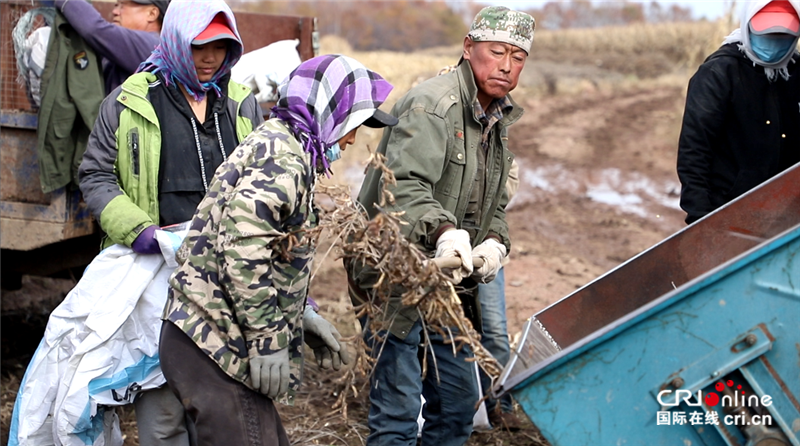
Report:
48,0,169,94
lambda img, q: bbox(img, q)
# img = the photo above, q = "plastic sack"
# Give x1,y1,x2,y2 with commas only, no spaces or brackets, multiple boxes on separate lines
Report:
24,26,50,107
8,224,189,446
11,7,55,109
156,222,190,269
230,39,301,103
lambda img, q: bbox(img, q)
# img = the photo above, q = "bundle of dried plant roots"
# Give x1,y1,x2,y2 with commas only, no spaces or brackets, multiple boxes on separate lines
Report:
292,148,503,419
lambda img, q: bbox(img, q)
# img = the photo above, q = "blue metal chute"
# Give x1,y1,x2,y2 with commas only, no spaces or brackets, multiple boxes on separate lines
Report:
498,162,800,446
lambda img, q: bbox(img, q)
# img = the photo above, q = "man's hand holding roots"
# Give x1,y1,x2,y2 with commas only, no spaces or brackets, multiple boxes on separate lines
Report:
471,238,506,283
435,229,473,284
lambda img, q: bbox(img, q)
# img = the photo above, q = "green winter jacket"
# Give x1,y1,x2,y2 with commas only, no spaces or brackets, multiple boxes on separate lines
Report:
79,72,261,249
359,60,519,251
37,11,105,193
351,61,522,339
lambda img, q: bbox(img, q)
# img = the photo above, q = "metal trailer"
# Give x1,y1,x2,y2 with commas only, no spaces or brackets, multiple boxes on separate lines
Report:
0,1,317,285
497,163,800,446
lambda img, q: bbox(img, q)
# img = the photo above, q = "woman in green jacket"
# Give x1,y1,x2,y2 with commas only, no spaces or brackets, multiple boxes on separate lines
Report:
77,1,261,444
79,0,262,251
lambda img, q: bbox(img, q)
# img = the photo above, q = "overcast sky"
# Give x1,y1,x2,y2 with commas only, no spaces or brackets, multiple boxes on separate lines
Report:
482,1,735,20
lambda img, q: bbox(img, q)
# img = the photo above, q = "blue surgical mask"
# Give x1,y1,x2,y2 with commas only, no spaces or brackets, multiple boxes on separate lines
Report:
325,142,342,163
750,33,797,63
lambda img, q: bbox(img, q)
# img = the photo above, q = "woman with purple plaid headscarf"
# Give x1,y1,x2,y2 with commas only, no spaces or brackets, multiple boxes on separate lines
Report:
271,54,397,175
157,53,396,445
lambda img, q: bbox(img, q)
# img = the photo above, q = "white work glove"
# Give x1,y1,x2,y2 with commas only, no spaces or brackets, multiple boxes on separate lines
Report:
249,348,290,399
470,239,507,283
303,305,351,370
435,229,473,284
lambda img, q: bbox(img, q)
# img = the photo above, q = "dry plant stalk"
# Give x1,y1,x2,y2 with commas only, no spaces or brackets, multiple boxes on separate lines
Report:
296,147,504,418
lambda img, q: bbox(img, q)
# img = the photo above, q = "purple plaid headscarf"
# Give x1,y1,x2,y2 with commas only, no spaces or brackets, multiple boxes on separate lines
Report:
271,55,394,173
138,0,243,101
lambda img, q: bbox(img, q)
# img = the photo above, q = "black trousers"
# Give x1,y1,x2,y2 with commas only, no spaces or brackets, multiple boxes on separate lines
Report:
159,322,290,446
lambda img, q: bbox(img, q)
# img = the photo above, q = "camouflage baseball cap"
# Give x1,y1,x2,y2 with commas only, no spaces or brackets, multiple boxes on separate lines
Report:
468,6,535,54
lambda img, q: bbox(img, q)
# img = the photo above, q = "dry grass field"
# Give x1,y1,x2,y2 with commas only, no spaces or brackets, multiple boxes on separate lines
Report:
321,18,733,180
3,18,741,446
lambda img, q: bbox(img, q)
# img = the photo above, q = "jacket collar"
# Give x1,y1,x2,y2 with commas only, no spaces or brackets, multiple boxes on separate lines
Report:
456,60,524,127
118,72,160,128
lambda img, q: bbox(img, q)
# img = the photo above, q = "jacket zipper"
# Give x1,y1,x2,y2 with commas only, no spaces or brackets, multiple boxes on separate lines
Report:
120,85,152,178
130,130,140,176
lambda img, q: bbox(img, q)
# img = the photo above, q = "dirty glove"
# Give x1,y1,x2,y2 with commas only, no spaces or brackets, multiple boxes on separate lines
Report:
303,305,350,370
249,348,290,398
435,229,473,284
471,239,507,283
131,225,161,254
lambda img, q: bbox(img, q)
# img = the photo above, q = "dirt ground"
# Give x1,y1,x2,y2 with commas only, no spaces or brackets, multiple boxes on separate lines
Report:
500,79,688,334
1,48,691,445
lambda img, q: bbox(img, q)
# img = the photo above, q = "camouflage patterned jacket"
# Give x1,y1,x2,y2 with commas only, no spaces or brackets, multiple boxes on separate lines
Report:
163,119,317,405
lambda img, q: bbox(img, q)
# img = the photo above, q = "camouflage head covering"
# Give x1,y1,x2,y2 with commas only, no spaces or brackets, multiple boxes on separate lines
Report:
468,6,535,54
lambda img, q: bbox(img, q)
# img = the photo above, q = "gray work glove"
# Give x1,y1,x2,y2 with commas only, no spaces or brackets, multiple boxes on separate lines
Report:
303,305,351,370
435,229,473,284
249,348,290,399
471,239,507,283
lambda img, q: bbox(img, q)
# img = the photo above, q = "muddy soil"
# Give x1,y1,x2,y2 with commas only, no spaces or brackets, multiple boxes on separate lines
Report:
501,83,687,334
1,64,690,445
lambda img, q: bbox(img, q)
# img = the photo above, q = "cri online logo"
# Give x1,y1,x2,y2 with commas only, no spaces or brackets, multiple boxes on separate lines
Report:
705,380,740,406
657,379,773,408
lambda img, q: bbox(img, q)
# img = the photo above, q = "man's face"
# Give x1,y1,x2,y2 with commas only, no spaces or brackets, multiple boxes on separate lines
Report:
463,38,527,106
191,41,228,83
112,1,159,31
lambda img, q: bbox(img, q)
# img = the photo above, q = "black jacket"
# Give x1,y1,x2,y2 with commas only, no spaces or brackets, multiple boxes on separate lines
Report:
677,44,800,224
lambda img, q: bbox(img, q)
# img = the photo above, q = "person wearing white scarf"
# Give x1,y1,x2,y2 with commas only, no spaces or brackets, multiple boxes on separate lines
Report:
723,0,800,81
677,0,800,224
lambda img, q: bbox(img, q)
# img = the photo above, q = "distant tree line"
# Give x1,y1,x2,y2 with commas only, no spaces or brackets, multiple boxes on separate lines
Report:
531,0,693,30
229,0,695,52
228,0,471,52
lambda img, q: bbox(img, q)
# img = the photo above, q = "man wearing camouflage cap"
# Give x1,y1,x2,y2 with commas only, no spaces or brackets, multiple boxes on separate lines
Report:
347,6,533,445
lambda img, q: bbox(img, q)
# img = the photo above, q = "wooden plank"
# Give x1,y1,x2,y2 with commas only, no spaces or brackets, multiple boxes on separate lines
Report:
0,192,66,223
0,217,95,250
0,123,50,204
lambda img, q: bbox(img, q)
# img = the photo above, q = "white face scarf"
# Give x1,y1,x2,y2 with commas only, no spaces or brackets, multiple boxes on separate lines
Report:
722,0,800,81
